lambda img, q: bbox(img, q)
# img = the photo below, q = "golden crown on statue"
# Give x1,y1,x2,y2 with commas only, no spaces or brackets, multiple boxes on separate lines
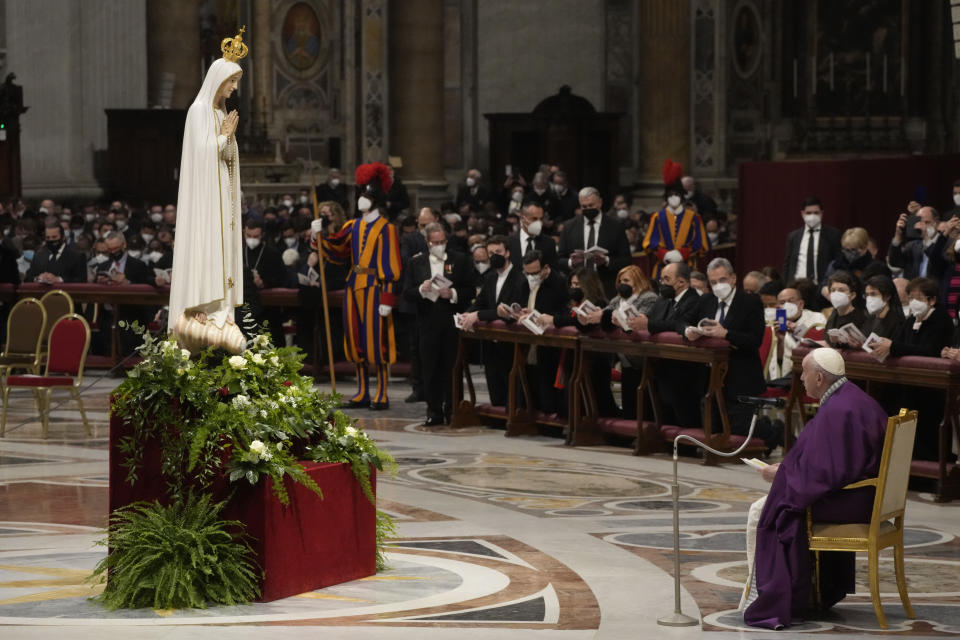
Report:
221,26,249,63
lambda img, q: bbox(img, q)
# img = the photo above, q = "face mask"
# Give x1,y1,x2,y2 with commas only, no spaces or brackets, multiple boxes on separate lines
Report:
465,177,476,188
284,237,298,248
141,233,154,244
362,210,379,223
526,273,542,288
659,284,676,299
526,220,542,237
568,287,585,304
617,283,633,299
534,186,546,195
782,301,799,319
489,253,506,270
22,250,34,261
865,295,885,315
94,253,109,264
582,207,600,220
908,298,929,317
60,216,71,224
707,231,719,245
150,212,163,224
616,208,629,220
475,261,490,274
955,238,960,253
804,213,821,228
148,251,164,263
667,195,681,209
764,307,777,322
925,224,937,239
110,250,124,262
116,220,128,231
953,194,960,207
842,248,860,263
46,240,62,252
829,290,851,309
283,199,294,208
443,213,461,225
712,282,732,300
511,191,523,202
330,178,340,188
128,250,142,259
39,207,49,214
299,196,308,204
429,244,446,259
245,237,261,250
685,190,695,199
86,213,97,222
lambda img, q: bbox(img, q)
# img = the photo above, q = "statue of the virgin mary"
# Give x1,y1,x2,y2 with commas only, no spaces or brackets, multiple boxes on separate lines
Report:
168,27,248,353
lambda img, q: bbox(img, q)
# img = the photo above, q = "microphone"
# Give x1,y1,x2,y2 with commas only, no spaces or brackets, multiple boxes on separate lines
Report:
737,395,786,408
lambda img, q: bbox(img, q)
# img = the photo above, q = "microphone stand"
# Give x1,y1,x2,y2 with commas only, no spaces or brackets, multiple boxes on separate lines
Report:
656,404,767,627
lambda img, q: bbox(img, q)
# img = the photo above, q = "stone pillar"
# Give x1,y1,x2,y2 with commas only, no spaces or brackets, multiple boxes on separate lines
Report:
635,0,691,186
388,0,446,207
147,0,199,109
251,0,272,132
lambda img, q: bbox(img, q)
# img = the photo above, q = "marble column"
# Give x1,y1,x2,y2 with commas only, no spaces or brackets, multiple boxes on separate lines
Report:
6,0,147,198
251,0,271,133
147,0,199,109
635,0,691,185
388,0,446,207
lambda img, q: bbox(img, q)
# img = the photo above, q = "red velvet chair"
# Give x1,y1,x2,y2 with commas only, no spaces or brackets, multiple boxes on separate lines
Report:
1,314,92,438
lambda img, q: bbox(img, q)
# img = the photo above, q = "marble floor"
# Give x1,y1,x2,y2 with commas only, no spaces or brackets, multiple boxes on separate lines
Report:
0,371,958,639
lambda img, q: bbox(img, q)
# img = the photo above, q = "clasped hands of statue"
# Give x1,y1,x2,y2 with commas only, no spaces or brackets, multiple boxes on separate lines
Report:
221,110,239,137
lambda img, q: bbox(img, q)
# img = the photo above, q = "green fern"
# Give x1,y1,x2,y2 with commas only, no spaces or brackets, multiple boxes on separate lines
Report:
91,493,261,609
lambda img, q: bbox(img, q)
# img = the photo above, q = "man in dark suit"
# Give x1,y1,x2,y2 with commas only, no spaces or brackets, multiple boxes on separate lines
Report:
398,207,436,403
26,219,88,284
628,262,703,426
94,231,154,354
315,168,349,210
556,187,632,298
459,235,528,406
519,250,568,414
455,168,493,212
781,196,842,308
403,223,473,426
507,201,557,270
242,219,287,345
551,171,578,223
682,257,778,447
887,206,950,282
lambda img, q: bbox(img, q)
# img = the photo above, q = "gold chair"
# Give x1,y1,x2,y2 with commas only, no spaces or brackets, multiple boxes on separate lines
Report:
0,297,48,380
807,408,918,629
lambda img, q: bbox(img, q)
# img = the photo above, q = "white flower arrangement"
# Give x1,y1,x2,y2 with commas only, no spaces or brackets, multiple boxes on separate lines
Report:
250,353,265,365
231,394,250,409
228,355,246,369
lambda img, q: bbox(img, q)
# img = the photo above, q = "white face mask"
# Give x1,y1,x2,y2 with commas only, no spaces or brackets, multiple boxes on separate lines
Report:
616,208,629,220
953,193,960,207
128,250,142,259
429,243,446,259
141,233,154,244
475,262,490,274
148,251,164,263
865,294,885,315
707,231,719,245
925,224,937,239
804,213,821,228
829,290,851,309
150,213,163,224
284,237,298,248
299,196,308,204
443,213,461,225
711,282,732,300
764,307,777,322
245,237,261,250
94,253,109,264
330,178,340,188
782,301,799,320
86,213,97,222
685,190,695,199
465,177,476,188
955,238,960,253
908,298,929,317
283,199,294,208
667,195,682,209
511,191,523,202
362,209,379,224
526,220,542,237
357,196,372,212
526,273,541,288
116,220,128,231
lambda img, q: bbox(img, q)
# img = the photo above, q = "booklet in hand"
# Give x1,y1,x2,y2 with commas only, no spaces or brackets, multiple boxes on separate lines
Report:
519,309,545,335
574,300,599,318
154,268,172,284
741,457,769,470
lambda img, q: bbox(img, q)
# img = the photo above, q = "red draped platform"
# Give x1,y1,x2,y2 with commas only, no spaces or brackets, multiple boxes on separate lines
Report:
108,414,377,601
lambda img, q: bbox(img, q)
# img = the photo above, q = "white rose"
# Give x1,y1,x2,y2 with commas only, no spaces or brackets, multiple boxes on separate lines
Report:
251,353,265,365
270,356,279,366
228,355,246,369
232,394,250,408
249,440,265,454
345,426,358,436
181,348,191,358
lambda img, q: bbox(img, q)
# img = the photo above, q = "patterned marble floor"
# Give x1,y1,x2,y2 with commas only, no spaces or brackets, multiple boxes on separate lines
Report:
0,372,958,639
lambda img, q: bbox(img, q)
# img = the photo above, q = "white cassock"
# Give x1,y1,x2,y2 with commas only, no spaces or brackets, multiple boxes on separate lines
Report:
168,57,245,352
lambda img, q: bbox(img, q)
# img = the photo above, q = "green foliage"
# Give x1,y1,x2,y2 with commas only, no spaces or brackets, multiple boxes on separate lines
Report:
91,493,261,609
375,509,398,572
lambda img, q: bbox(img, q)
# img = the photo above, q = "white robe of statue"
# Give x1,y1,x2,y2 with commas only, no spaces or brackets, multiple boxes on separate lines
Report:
168,57,245,351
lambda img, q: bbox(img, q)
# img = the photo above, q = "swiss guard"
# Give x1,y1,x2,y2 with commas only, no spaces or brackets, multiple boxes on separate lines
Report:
315,162,402,410
642,158,711,278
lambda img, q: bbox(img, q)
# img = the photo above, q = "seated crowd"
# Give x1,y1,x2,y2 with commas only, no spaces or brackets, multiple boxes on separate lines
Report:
3,168,960,461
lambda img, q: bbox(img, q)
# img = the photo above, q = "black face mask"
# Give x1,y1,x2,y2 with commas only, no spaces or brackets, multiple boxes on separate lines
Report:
110,250,124,262
617,283,633,299
568,287,585,304
659,283,676,299
582,207,600,221
46,239,62,252
489,253,506,270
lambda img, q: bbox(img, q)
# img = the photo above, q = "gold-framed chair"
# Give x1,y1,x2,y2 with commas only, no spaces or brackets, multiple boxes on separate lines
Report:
1,314,92,438
807,408,918,629
0,297,48,379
